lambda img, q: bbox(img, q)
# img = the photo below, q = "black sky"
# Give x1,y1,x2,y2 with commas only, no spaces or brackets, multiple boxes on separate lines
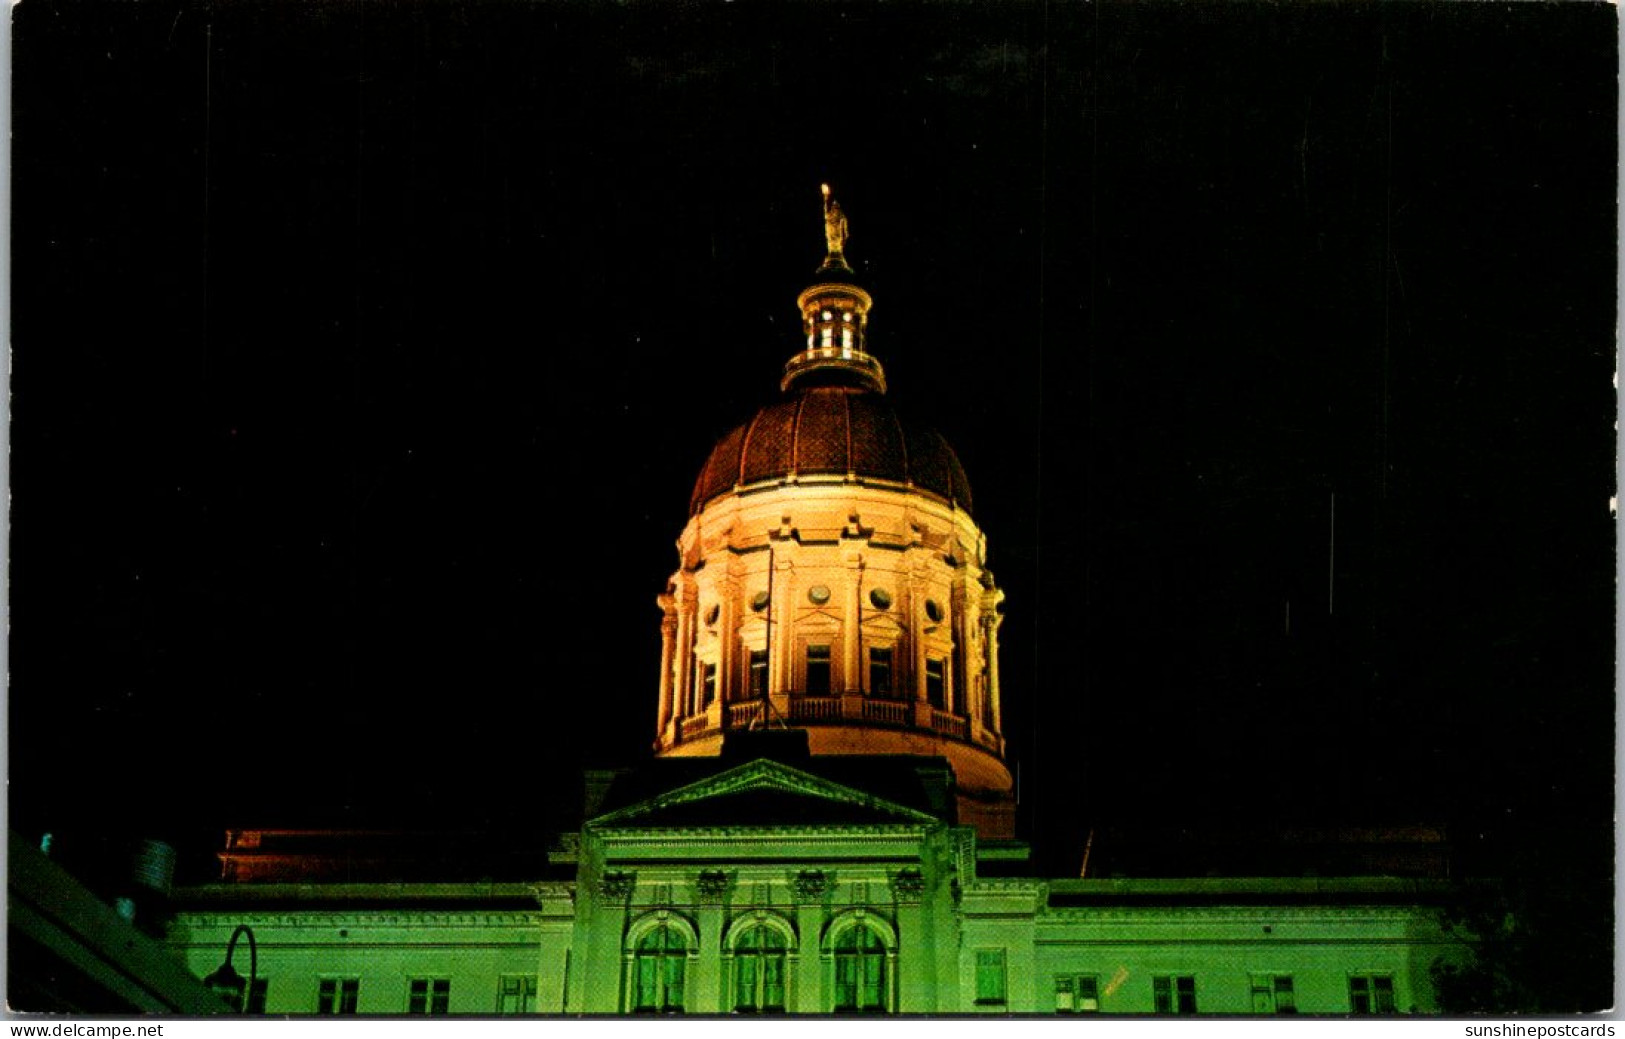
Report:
11,2,1616,882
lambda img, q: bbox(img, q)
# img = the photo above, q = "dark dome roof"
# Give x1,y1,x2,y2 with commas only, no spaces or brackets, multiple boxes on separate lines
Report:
690,387,974,517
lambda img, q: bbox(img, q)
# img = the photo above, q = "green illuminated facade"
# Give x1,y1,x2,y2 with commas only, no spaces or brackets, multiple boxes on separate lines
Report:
167,195,1457,1015
168,752,1453,1014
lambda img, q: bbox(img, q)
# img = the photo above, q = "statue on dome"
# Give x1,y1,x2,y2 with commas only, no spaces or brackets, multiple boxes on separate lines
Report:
821,183,848,256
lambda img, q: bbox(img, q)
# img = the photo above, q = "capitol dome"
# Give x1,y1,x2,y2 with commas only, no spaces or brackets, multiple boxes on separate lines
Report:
689,386,974,518
652,187,1015,839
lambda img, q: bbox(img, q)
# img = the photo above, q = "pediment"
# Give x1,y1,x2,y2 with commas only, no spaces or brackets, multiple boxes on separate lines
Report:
589,759,941,830
859,612,903,635
795,609,843,630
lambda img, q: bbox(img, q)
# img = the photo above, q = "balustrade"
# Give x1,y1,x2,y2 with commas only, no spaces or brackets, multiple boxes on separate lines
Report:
861,698,911,727
787,695,841,722
733,695,979,742
930,708,970,740
679,715,711,740
726,701,766,729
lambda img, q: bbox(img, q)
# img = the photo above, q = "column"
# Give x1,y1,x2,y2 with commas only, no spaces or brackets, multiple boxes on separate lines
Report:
909,572,932,729
656,595,677,738
911,579,927,704
767,553,793,721
984,587,1005,740
950,582,969,718
672,580,695,732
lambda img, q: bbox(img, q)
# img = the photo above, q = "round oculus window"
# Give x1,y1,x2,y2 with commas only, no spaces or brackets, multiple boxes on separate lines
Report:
750,591,771,612
808,585,832,605
925,599,944,623
705,604,720,626
869,588,893,610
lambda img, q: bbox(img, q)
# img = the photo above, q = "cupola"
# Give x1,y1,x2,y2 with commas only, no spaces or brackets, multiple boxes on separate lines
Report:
782,185,885,394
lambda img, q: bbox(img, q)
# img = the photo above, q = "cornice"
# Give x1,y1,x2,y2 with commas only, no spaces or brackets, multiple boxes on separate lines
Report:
174,911,549,929
595,824,933,841
1038,904,1435,923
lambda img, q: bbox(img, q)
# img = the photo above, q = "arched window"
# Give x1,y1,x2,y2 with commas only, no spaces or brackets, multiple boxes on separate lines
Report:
833,925,888,1013
731,925,788,1013
632,925,688,1013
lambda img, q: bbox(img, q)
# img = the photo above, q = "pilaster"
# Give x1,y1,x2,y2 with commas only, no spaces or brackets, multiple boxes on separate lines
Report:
843,550,864,693
693,904,724,1013
793,902,825,1012
717,572,739,705
770,551,795,695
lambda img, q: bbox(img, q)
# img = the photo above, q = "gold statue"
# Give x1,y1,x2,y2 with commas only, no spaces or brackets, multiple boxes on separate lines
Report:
821,183,848,256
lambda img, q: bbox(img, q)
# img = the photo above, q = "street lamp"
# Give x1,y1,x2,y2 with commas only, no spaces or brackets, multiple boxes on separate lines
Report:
202,924,257,1013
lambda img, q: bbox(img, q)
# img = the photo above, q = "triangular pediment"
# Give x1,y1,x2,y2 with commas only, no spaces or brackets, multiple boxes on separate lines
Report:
859,612,903,635
589,758,941,830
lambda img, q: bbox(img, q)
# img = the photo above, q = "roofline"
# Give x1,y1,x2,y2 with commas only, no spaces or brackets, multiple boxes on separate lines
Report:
1048,876,1453,898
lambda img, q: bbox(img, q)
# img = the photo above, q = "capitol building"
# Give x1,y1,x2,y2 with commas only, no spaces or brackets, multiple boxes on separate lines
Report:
167,191,1454,1015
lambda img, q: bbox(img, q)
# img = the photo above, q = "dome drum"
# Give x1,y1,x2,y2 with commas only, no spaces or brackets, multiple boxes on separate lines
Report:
656,480,1013,837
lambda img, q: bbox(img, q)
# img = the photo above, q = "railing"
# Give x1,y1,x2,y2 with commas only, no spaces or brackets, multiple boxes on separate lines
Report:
861,698,911,727
679,715,712,740
749,695,984,745
726,701,765,729
780,351,886,392
930,708,970,741
787,695,841,722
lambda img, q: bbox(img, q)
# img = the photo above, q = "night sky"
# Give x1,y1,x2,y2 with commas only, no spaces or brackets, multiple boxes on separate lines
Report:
11,2,1616,888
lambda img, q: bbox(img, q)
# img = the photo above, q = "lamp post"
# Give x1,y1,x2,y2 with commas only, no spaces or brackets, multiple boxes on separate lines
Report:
202,924,257,1013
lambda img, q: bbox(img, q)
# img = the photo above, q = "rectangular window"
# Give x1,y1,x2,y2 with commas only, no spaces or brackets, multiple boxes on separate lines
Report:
732,934,787,1013
408,978,450,1015
974,949,1007,1005
245,978,268,1014
701,662,717,706
868,647,893,697
1251,975,1295,1014
1153,975,1196,1015
925,658,945,709
762,956,786,1012
1055,975,1100,1013
1076,974,1100,1012
806,645,832,695
833,953,885,1012
1350,974,1395,1014
635,955,686,1013
317,978,359,1015
497,975,537,1014
748,649,768,698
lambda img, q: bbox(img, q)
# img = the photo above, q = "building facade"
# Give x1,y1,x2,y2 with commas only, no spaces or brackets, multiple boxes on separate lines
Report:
167,192,1458,1015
